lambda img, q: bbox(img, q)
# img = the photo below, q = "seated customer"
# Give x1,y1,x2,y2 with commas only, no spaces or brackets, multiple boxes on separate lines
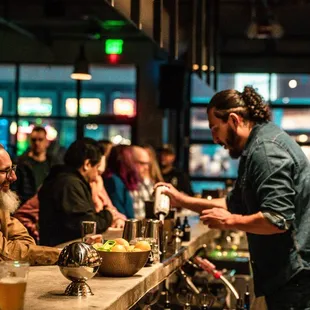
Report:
13,193,40,243
38,138,113,246
0,144,60,265
103,145,140,219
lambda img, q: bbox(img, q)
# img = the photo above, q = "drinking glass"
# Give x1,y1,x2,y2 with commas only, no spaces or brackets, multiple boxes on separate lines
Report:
81,221,97,242
0,261,29,310
122,219,142,242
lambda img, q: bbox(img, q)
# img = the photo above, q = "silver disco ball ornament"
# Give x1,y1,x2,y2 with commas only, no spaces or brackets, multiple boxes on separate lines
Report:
58,242,102,296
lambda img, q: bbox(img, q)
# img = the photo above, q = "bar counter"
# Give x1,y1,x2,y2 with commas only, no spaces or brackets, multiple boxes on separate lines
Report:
24,219,218,310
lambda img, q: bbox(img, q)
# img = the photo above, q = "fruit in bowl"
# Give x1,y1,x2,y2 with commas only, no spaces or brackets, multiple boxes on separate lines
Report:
94,239,151,277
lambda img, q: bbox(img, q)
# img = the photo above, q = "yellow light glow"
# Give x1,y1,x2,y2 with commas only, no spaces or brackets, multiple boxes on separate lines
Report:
113,98,136,117
202,65,208,71
288,79,297,89
192,64,199,70
45,125,58,140
9,122,17,135
66,98,101,117
298,134,308,143
70,73,92,81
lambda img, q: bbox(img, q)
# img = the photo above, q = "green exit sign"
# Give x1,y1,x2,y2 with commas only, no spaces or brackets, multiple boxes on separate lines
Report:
105,39,124,55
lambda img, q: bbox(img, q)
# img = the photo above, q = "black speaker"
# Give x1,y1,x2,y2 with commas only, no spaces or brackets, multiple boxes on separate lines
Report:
158,64,189,110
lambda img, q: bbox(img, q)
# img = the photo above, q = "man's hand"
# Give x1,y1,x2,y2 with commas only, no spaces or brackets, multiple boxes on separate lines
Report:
85,234,103,244
200,208,235,230
154,182,189,208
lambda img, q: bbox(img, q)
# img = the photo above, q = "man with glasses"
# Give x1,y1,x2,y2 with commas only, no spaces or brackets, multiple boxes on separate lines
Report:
0,144,60,264
12,126,62,204
131,146,153,219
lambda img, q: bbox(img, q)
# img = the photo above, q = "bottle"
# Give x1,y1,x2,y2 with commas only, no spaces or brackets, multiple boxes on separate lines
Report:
173,217,183,252
182,216,191,241
175,216,182,230
163,291,171,310
154,185,170,221
201,293,209,310
244,284,250,310
236,297,244,310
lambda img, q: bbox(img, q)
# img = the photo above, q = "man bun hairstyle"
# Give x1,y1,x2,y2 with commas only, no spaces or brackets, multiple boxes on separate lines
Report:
208,85,271,123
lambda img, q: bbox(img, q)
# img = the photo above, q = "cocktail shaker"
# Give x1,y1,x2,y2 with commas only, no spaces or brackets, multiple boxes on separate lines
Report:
122,219,143,242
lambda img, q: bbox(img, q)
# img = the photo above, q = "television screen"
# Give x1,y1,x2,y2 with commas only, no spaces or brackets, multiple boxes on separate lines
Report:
190,108,212,140
189,144,239,178
191,181,226,195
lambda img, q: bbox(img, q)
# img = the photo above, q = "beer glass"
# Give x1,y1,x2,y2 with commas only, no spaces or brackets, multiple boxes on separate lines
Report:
81,221,97,242
0,261,29,310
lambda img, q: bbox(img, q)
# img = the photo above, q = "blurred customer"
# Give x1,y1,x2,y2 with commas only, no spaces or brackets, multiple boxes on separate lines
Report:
90,142,126,228
103,145,139,219
142,144,164,183
158,144,193,195
14,194,40,243
38,138,113,246
14,147,125,244
12,126,62,204
98,139,113,159
47,139,66,164
131,146,153,219
0,144,60,265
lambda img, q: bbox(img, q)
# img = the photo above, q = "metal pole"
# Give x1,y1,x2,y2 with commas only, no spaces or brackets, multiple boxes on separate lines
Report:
131,0,141,29
191,0,197,68
153,0,163,48
196,0,206,79
206,0,213,86
169,0,179,60
76,79,83,139
213,0,220,91
13,64,20,157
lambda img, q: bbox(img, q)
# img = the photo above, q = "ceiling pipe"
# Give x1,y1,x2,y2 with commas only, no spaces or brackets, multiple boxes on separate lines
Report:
0,18,37,40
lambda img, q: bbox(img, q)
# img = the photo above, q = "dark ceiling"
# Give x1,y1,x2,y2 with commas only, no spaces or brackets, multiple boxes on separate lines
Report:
0,0,310,72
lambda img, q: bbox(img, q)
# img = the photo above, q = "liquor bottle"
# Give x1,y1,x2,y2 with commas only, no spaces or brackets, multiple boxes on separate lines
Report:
163,291,171,310
236,297,244,310
182,216,191,241
175,216,182,229
244,284,250,310
154,185,170,221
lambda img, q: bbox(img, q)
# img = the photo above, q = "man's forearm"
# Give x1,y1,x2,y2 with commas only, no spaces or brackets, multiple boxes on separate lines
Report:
183,196,227,213
227,212,286,235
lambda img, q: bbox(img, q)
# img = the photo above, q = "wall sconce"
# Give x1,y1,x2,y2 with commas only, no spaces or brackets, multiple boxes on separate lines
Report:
70,45,92,80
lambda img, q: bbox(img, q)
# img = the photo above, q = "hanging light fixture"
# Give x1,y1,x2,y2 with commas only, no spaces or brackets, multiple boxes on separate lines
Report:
70,45,92,80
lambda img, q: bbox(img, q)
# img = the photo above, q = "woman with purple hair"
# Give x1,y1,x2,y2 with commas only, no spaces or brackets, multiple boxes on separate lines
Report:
103,145,140,219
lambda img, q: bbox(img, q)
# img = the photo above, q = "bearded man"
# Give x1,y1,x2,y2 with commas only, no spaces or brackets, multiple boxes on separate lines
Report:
157,86,310,310
0,144,60,265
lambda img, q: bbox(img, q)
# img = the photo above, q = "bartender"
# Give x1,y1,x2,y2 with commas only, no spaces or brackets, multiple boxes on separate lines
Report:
157,86,310,310
0,144,60,265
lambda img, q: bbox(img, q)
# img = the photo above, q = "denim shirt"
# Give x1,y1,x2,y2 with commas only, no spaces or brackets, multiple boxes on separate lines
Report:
227,122,310,296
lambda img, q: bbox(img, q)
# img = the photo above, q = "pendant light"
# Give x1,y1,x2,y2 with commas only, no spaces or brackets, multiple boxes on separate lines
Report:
70,45,92,80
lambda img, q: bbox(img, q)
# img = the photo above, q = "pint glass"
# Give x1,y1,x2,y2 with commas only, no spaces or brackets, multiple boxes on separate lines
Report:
81,221,97,242
0,261,29,310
